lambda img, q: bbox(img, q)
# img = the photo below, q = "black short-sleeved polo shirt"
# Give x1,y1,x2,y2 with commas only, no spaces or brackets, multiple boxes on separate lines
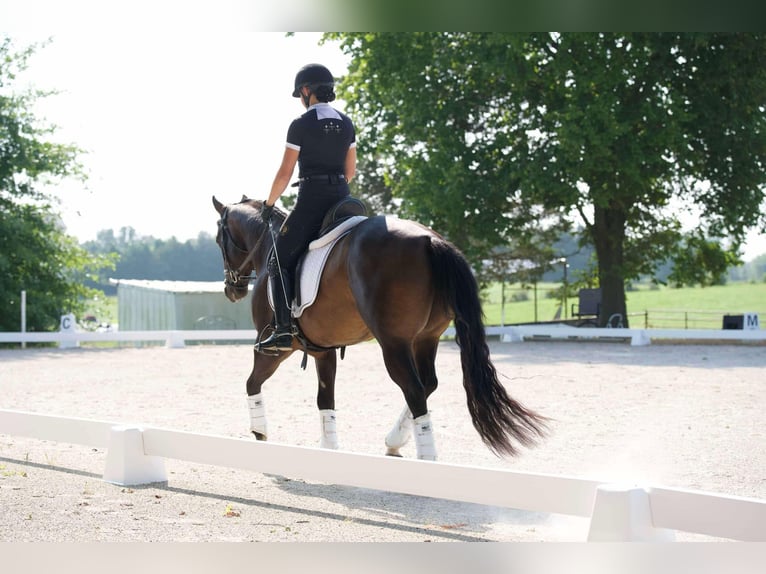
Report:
286,103,356,178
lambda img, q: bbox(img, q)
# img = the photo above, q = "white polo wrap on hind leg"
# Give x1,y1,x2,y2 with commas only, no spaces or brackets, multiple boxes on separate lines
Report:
318,409,339,449
413,412,437,461
247,393,268,438
385,406,413,455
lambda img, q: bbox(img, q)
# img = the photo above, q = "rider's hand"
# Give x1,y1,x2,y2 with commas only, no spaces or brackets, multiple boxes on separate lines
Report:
261,202,274,224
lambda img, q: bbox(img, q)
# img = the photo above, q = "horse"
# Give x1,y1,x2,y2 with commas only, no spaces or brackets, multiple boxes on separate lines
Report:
212,195,548,460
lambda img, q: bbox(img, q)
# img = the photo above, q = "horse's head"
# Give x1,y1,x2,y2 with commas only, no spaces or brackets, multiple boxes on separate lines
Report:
212,195,270,302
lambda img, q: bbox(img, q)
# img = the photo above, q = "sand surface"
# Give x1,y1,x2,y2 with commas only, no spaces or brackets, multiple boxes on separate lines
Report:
0,340,764,542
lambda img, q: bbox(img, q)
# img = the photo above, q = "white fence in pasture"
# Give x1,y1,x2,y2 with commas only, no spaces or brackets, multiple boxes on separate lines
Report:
0,408,764,542
1,324,764,348
490,324,766,346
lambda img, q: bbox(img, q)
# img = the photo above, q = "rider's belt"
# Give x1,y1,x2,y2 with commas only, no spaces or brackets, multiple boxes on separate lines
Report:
291,174,347,187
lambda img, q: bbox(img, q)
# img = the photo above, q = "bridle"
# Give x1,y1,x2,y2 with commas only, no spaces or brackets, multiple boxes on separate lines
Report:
217,206,264,290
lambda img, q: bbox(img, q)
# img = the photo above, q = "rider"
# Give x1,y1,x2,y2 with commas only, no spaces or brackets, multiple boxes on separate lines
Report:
257,63,357,352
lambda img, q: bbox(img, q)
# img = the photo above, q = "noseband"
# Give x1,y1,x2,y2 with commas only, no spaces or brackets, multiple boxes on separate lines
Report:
217,207,262,290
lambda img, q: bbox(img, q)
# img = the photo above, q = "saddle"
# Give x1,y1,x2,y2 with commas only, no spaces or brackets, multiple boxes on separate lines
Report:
318,196,367,235
294,196,367,313
266,197,368,365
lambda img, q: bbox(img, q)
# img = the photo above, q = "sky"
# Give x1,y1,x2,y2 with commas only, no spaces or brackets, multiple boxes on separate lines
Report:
2,2,351,244
3,3,766,260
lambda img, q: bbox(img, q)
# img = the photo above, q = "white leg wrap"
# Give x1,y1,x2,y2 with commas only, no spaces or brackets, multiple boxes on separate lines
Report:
413,412,437,461
247,393,268,438
318,409,339,450
385,406,413,456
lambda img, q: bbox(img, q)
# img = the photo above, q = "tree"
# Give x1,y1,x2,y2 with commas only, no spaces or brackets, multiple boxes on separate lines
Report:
81,228,224,289
0,37,113,332
327,33,766,325
329,33,569,283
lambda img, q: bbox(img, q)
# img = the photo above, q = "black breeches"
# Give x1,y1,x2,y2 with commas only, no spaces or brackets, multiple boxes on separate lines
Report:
270,182,349,279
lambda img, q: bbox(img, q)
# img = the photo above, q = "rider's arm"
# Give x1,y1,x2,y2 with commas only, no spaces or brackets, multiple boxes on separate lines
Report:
344,145,357,184
266,146,299,206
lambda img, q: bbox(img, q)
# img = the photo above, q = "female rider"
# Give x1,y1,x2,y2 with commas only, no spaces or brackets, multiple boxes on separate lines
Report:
258,63,357,352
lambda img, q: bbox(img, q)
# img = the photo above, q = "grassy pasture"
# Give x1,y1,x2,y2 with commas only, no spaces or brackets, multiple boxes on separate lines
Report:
481,281,766,329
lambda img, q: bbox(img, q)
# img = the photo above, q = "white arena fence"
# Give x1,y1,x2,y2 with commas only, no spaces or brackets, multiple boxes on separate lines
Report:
0,329,259,348
0,324,764,348
0,408,764,542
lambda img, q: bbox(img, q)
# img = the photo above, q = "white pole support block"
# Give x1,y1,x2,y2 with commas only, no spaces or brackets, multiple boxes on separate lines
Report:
587,484,675,541
103,425,168,486
630,330,651,346
165,331,185,348
501,328,523,343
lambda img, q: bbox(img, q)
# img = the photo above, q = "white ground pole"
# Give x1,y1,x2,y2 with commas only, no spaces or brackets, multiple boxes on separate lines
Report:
1,409,764,541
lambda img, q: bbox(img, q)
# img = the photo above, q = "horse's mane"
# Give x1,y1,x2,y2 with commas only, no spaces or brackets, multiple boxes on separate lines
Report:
238,195,287,226
269,205,287,224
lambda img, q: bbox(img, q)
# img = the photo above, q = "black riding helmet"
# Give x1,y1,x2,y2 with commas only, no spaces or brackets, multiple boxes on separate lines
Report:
292,63,334,97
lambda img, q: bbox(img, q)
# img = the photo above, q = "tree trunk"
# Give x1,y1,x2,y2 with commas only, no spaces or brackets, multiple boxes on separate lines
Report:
591,203,629,328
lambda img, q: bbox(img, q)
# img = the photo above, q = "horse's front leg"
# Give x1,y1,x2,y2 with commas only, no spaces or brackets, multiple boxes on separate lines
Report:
314,350,339,450
246,349,290,440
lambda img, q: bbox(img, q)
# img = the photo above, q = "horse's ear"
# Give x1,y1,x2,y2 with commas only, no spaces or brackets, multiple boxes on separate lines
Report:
241,194,249,203
212,196,225,215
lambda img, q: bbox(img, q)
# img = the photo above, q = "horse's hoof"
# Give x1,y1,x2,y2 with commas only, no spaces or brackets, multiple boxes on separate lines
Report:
252,431,267,441
385,448,403,457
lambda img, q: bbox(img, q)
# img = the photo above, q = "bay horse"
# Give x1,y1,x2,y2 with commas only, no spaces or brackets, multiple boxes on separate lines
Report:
212,195,547,460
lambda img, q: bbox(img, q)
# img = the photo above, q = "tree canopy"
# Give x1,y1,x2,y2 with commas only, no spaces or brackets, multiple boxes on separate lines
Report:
82,228,223,292
328,33,766,326
0,37,113,332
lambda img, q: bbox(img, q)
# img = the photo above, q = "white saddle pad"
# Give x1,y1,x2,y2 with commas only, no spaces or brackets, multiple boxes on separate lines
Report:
267,216,367,318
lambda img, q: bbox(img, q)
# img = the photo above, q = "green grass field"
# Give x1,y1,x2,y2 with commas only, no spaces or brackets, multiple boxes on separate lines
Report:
480,281,766,329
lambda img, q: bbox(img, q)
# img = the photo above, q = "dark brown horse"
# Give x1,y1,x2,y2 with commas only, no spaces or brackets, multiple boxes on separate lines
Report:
213,195,547,460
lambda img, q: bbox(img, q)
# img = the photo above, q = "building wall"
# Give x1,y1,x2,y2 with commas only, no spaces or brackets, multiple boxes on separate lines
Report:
115,280,251,330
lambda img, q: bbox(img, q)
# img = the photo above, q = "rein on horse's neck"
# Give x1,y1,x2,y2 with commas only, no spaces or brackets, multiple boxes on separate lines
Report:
238,208,281,278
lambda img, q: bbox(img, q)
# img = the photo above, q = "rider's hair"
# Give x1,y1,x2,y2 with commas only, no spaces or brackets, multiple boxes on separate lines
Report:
312,84,336,103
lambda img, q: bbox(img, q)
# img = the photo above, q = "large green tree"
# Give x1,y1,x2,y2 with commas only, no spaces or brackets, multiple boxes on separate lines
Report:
328,33,766,326
1,37,112,332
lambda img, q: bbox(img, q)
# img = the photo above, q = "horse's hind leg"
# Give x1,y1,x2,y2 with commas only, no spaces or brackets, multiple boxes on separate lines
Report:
380,341,436,460
385,337,440,457
314,350,339,450
414,336,440,398
385,406,413,457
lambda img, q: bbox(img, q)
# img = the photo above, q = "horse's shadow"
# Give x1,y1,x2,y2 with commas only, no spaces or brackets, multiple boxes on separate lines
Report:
263,471,551,541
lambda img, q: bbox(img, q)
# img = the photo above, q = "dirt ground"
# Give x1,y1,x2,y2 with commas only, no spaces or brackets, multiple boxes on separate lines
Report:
0,339,764,542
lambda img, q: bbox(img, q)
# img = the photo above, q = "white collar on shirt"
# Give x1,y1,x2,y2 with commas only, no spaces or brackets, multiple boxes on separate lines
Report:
308,102,341,120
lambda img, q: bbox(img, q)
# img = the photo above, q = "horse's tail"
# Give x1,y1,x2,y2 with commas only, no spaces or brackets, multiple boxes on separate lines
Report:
428,236,549,456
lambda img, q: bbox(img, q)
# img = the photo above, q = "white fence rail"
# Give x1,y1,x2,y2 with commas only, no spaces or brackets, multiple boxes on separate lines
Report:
1,325,764,348
0,329,259,348
495,325,766,346
0,408,763,542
